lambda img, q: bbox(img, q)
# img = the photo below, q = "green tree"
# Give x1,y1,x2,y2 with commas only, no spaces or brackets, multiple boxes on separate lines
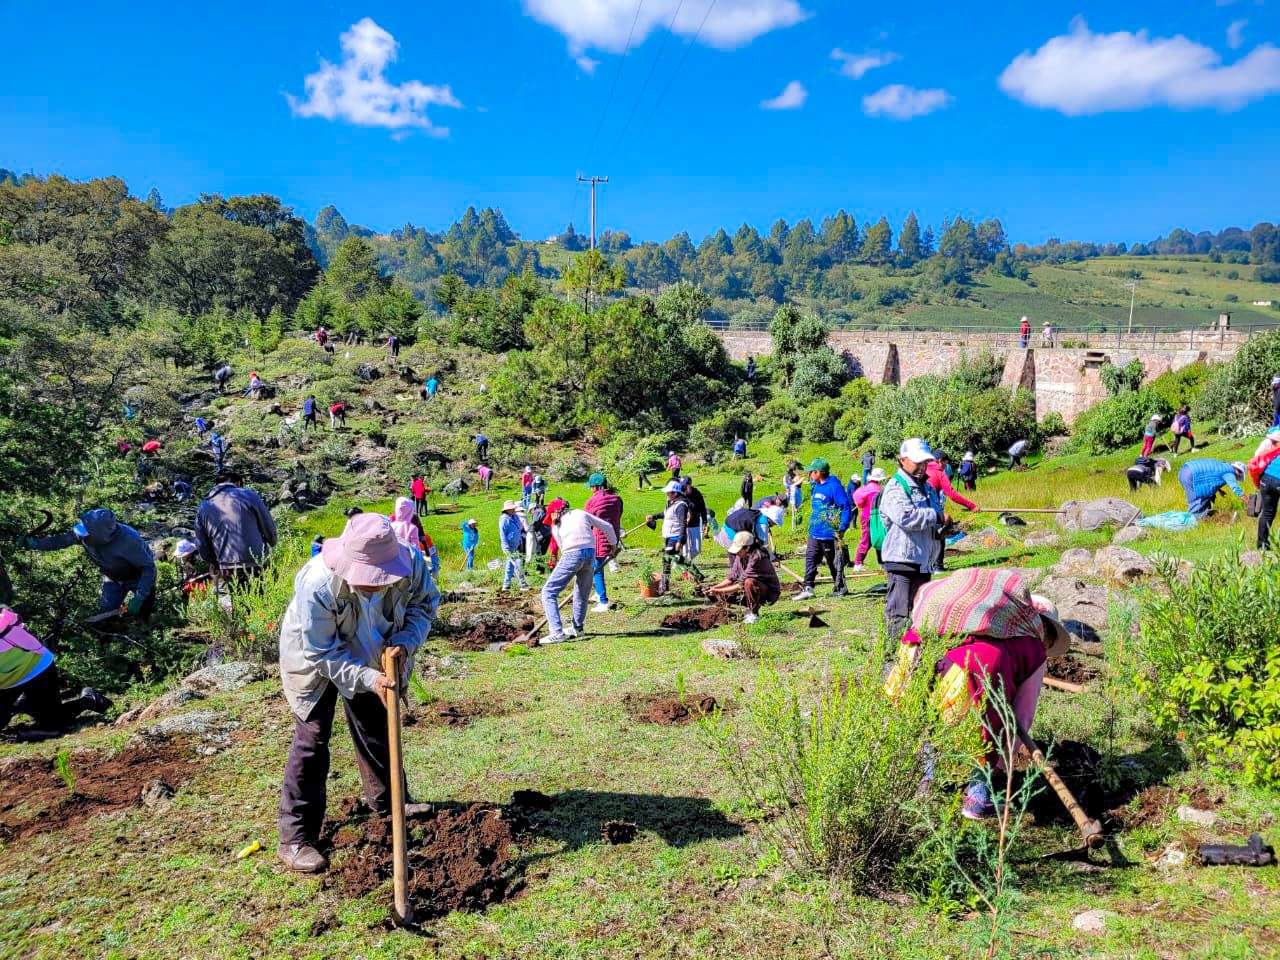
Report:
559,248,625,314
898,212,923,262
326,235,387,304
860,217,893,265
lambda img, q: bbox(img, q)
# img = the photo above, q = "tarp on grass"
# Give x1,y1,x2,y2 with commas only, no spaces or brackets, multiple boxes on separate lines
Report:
1135,510,1198,532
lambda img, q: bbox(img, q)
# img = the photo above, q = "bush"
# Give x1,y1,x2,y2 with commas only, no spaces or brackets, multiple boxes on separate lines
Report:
863,374,1036,461
1069,386,1171,454
688,402,754,453
1038,411,1068,438
791,347,849,403
1194,329,1280,425
1100,358,1145,397
1148,360,1211,411
702,649,970,886
1257,266,1280,284
1138,551,1280,787
751,395,800,437
800,398,843,442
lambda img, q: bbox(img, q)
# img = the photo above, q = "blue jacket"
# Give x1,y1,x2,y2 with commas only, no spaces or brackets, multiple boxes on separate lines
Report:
1179,459,1244,500
498,513,524,554
461,524,479,550
303,398,315,415
32,508,157,597
808,475,852,540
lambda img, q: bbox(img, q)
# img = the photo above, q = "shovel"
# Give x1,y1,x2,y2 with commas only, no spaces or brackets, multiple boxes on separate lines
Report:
1016,721,1104,851
516,592,573,646
382,648,413,926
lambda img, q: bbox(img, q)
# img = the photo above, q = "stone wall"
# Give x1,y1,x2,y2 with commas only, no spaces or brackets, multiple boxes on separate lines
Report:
716,329,1245,423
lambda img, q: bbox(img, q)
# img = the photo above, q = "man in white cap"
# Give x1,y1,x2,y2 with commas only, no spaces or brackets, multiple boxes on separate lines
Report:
707,530,780,624
879,438,945,640
276,513,439,873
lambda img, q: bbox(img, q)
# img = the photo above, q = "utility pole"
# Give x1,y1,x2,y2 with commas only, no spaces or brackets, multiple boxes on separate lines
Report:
1125,281,1137,335
577,174,608,250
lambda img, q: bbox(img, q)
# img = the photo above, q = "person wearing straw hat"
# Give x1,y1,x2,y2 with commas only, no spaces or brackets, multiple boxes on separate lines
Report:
276,513,439,873
498,501,530,591
707,530,781,625
883,567,1071,820
540,498,619,644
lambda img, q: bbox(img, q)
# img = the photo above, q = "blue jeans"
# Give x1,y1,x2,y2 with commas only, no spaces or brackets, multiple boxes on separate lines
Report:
1180,473,1216,518
542,547,594,636
592,557,609,605
503,553,528,589
464,548,475,570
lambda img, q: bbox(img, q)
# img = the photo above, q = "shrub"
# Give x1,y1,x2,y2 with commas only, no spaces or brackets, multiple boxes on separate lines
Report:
702,648,969,887
863,375,1035,461
791,348,849,403
1148,360,1211,411
1194,329,1280,425
800,398,843,442
1138,551,1280,787
1100,358,1145,397
1227,270,1240,280
1257,266,1280,284
1069,386,1171,454
688,401,754,452
1038,411,1068,438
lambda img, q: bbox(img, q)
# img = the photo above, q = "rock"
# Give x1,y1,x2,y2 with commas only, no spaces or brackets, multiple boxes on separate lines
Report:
267,402,283,416
1157,842,1187,868
1022,530,1061,548
1112,526,1146,544
1176,805,1218,827
141,778,175,809
1095,546,1155,584
1037,575,1110,631
115,687,205,726
701,638,745,660
1051,548,1096,578
1072,909,1117,935
362,398,383,413
442,478,469,497
1059,498,1141,532
1005,567,1045,587
141,710,230,740
1241,550,1265,568
354,363,381,383
182,661,265,693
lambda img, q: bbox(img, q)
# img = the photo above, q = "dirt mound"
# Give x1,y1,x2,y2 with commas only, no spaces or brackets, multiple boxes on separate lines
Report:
323,799,523,919
0,740,201,840
1047,656,1101,685
450,619,532,651
407,699,501,729
660,606,732,632
625,693,719,726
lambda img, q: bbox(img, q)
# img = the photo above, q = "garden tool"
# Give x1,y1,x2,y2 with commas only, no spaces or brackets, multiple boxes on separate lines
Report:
382,648,412,926
1016,721,1104,851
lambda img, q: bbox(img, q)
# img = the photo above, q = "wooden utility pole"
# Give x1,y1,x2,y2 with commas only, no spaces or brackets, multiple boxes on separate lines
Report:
577,174,608,249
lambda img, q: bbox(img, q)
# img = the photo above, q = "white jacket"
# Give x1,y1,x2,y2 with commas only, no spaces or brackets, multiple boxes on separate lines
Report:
554,509,618,555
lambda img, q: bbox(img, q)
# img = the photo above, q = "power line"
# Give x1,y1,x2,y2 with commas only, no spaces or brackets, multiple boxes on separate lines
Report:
584,0,647,167
639,0,718,134
607,0,688,163
577,175,609,249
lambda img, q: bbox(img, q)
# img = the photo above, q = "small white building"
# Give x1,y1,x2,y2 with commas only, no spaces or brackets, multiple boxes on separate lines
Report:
1252,300,1275,308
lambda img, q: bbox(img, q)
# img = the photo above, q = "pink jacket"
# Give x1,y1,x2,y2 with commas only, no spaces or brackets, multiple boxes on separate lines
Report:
925,461,977,512
852,481,880,524
585,489,624,558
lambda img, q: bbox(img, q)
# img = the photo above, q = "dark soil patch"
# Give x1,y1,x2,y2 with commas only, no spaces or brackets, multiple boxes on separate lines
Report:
1021,739,1141,826
0,740,202,840
323,799,524,919
660,605,732,632
511,790,554,810
1109,785,1174,830
450,619,532,652
602,820,637,844
407,699,502,729
624,692,720,726
1047,655,1101,685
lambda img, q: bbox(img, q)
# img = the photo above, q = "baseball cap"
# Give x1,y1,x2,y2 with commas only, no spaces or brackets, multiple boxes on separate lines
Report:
806,458,830,473
898,438,935,463
727,530,755,554
1232,462,1246,478
663,480,683,494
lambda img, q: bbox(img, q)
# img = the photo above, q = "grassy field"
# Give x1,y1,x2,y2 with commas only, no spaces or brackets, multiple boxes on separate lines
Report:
3,425,1279,959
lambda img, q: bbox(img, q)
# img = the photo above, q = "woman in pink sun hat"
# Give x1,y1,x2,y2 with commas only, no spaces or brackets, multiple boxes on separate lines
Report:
276,513,440,875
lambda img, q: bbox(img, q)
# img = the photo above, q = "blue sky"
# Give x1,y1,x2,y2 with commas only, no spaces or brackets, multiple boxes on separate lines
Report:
3,1,1278,245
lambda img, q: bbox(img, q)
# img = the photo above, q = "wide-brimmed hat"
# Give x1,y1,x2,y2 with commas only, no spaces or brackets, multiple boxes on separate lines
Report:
322,513,413,587
899,438,935,462
728,530,755,554
868,467,887,483
1029,595,1072,659
502,500,519,512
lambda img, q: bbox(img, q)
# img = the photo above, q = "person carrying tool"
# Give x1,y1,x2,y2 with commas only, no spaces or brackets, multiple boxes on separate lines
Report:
477,463,493,493
213,365,232,394
878,438,945,640
707,530,781,625
0,606,111,734
851,467,886,570
1006,439,1028,471
195,476,278,583
1170,406,1196,454
329,402,346,430
1178,458,1246,518
25,508,157,619
794,459,851,602
460,519,479,570
531,473,548,507
724,499,784,558
1141,414,1161,457
585,473,623,612
276,513,439,873
646,481,705,594
540,498,618,644
302,395,318,431
410,475,429,517
958,452,978,492
883,567,1070,820
498,501,530,591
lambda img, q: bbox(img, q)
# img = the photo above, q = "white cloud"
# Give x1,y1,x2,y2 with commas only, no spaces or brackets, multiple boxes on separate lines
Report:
523,0,810,70
761,80,807,109
999,18,1280,115
831,47,899,79
1228,19,1248,50
287,18,462,135
862,84,951,119
575,54,600,74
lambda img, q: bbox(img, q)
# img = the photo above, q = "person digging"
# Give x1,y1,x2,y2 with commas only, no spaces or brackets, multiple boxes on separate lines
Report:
0,605,112,735
23,508,157,620
646,481,706,595
276,513,440,873
706,530,781,625
539,498,619,645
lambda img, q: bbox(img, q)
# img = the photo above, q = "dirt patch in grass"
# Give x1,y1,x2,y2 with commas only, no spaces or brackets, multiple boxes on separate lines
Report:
1047,655,1101,685
601,820,637,844
0,740,202,840
1109,785,1175,830
406,699,504,729
323,798,524,919
660,605,732,632
624,692,720,726
450,619,533,652
1023,739,1142,825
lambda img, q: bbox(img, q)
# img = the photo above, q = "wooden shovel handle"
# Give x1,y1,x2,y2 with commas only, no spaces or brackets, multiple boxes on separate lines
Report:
1016,723,1105,850
382,648,412,924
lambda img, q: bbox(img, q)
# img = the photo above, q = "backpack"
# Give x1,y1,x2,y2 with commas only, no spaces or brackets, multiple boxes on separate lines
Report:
869,475,912,551
1247,445,1280,488
725,506,761,536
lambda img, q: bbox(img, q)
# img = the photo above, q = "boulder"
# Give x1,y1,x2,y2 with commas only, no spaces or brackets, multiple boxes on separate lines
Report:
442,477,469,497
701,638,745,660
141,778,175,809
1059,498,1141,532
1005,567,1045,587
363,398,383,413
1037,575,1110,631
354,363,381,383
1176,805,1218,827
1022,530,1061,549
141,710,230,740
182,661,266,693
1112,526,1146,544
1051,548,1096,578
1094,546,1155,584
115,687,205,726
1072,909,1118,935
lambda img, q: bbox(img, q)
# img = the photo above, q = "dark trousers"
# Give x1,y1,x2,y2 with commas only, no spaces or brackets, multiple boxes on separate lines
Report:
414,494,427,517
278,682,395,845
884,566,931,641
1259,474,1280,549
1171,432,1195,453
742,578,781,614
0,666,89,731
303,412,317,431
803,537,846,592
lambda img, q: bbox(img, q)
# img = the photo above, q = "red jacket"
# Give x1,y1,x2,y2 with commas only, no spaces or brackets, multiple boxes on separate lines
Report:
584,489,624,558
925,461,977,512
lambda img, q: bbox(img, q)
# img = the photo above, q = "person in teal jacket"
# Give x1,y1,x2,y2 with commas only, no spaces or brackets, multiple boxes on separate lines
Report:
460,519,479,570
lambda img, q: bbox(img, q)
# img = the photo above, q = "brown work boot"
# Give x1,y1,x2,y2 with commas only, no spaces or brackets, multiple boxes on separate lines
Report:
277,842,328,873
